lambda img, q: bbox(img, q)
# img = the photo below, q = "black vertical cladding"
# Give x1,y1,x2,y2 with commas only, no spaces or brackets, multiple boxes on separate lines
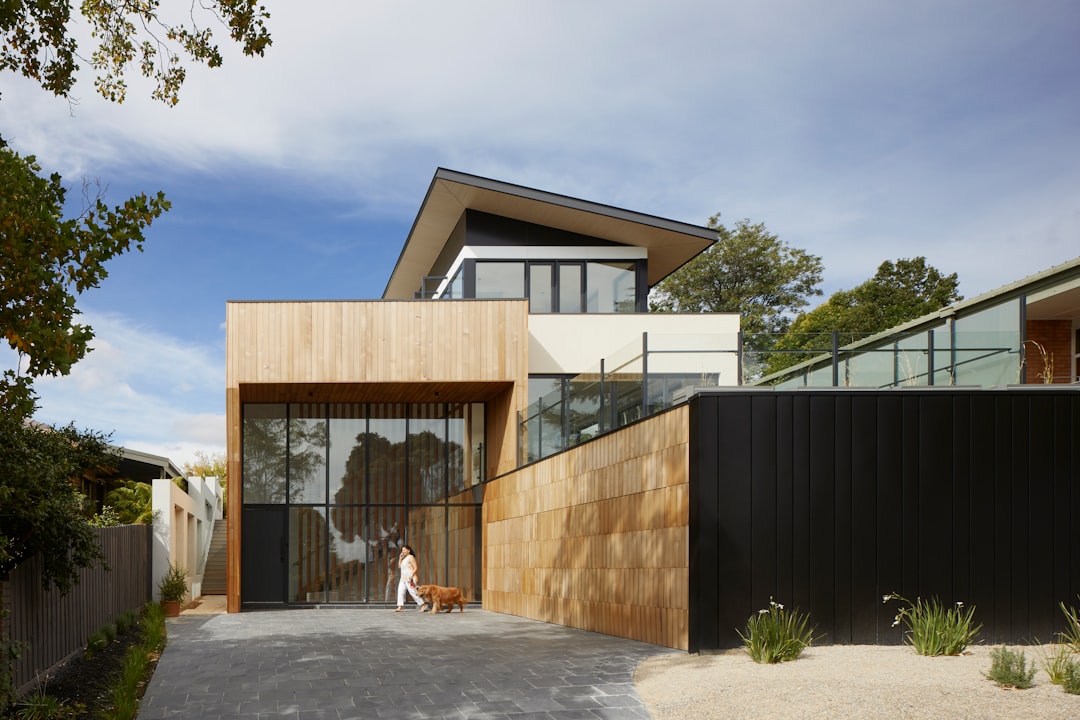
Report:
807,396,836,641
687,396,720,653
900,396,920,600
686,389,1080,652
1052,397,1076,638
917,394,955,598
951,396,972,612
775,394,795,605
750,396,778,612
1027,393,1056,641
715,394,754,647
1011,397,1032,640
833,395,853,644
968,394,998,636
876,393,904,643
850,395,879,643
993,395,1015,642
791,394,812,616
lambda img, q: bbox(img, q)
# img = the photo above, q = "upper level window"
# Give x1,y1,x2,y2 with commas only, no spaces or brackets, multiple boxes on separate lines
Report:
587,261,636,313
475,262,525,299
471,259,641,313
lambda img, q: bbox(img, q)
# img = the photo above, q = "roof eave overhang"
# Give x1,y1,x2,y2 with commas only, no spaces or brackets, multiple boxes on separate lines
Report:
382,168,716,299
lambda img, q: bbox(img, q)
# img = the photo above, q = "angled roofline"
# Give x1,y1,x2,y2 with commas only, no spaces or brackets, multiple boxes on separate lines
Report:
382,168,717,299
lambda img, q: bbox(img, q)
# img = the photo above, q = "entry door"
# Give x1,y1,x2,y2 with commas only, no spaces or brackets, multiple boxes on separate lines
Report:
241,507,287,604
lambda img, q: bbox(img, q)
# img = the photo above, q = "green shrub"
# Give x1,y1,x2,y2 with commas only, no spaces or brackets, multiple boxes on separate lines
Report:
1059,599,1080,653
115,610,137,635
737,598,817,663
157,562,188,603
84,630,108,660
101,623,117,643
14,686,82,720
95,602,168,720
883,592,982,656
1042,643,1075,685
986,646,1036,689
1062,660,1080,695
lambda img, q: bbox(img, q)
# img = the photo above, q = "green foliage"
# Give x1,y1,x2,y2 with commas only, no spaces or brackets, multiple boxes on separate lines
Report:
0,147,170,417
103,481,155,525
84,630,108,660
157,562,188,603
986,646,1036,689
101,623,117,643
87,504,123,528
0,0,271,105
14,687,81,720
1059,599,1080,652
1,607,26,713
0,417,118,593
736,598,817,663
94,603,167,720
650,216,824,347
115,610,138,635
1042,644,1076,685
884,593,981,656
766,257,961,375
1063,660,1080,695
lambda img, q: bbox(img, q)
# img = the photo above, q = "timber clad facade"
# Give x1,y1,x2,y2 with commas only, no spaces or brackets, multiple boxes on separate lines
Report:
226,167,1079,652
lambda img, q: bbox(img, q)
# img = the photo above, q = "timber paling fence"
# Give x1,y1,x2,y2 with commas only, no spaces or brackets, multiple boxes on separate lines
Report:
1,524,152,694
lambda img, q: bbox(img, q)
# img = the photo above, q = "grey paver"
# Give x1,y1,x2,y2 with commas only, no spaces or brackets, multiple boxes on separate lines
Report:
138,608,674,719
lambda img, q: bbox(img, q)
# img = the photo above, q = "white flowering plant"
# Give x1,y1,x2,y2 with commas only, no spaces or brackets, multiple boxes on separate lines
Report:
737,598,817,664
883,592,981,656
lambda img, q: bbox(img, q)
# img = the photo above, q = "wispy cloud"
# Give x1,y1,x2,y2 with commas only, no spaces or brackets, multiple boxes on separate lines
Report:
24,311,225,468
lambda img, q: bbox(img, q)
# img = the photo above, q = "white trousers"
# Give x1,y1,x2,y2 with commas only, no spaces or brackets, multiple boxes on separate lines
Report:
397,577,423,607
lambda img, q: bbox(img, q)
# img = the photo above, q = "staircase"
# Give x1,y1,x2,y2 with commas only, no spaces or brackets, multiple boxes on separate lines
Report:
201,521,228,595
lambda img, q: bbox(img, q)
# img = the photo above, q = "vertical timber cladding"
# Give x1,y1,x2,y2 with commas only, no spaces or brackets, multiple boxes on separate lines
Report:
225,299,530,612
483,406,691,650
687,389,1080,652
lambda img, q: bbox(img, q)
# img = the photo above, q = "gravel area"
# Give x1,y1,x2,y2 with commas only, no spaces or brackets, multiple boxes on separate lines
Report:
634,644,1080,720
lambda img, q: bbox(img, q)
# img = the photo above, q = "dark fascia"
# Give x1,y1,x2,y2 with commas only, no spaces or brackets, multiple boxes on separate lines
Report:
382,168,717,299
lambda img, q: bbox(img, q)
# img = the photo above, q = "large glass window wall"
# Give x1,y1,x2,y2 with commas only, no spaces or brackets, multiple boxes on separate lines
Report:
242,401,484,605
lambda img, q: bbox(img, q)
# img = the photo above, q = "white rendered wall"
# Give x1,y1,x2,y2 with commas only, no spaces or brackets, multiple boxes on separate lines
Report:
151,476,222,602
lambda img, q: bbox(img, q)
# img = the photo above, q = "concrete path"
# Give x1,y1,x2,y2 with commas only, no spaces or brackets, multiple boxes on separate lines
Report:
138,601,675,719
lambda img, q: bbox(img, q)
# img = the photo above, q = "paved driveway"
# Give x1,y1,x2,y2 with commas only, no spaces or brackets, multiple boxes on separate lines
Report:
138,606,675,719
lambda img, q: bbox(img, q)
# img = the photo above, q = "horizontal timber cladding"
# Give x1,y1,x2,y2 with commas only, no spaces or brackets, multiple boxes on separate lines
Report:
224,299,529,612
688,389,1080,652
483,406,691,650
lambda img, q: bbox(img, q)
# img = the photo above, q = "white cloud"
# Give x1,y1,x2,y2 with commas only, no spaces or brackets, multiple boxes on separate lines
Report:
27,311,225,470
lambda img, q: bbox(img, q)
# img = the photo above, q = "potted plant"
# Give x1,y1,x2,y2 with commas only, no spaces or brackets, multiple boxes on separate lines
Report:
158,562,188,617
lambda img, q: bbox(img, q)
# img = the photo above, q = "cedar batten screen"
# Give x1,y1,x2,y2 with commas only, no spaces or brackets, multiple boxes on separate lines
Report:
225,299,530,612
483,405,691,650
687,388,1080,652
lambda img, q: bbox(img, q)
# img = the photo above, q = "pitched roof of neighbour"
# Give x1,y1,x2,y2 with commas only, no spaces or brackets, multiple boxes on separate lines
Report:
382,168,717,299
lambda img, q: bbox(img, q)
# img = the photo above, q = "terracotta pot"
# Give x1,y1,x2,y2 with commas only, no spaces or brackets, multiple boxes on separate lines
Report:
162,600,181,617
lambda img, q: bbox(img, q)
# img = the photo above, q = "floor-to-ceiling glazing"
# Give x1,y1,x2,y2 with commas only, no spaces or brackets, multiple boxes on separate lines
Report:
241,402,484,606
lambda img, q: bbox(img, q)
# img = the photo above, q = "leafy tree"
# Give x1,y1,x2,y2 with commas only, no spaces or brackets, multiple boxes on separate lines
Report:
0,417,118,593
765,257,962,375
184,450,228,513
650,216,824,376
0,146,170,418
1,0,271,105
103,480,155,525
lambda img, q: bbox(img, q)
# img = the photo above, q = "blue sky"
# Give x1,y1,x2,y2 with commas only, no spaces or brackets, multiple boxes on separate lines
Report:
2,1,1079,467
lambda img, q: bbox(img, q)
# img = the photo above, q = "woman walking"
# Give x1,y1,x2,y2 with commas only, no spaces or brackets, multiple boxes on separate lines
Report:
395,545,427,612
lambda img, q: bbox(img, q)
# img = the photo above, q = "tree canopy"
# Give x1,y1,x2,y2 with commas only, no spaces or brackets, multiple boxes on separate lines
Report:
1,0,271,105
765,257,962,375
0,417,117,592
650,215,824,341
0,146,170,418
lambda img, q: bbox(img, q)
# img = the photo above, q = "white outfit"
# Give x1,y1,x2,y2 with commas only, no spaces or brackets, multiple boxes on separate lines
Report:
397,553,424,607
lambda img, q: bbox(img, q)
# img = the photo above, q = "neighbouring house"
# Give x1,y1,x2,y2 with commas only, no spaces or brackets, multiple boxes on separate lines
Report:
226,168,1080,652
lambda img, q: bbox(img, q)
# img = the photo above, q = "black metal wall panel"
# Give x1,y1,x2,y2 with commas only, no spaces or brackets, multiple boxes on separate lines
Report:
687,389,1080,651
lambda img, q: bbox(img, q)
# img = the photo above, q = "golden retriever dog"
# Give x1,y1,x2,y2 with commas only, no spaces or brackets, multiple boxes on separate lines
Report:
415,584,467,613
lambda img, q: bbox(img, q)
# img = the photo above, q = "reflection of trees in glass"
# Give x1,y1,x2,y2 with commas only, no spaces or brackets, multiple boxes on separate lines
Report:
288,417,327,503
242,416,287,503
